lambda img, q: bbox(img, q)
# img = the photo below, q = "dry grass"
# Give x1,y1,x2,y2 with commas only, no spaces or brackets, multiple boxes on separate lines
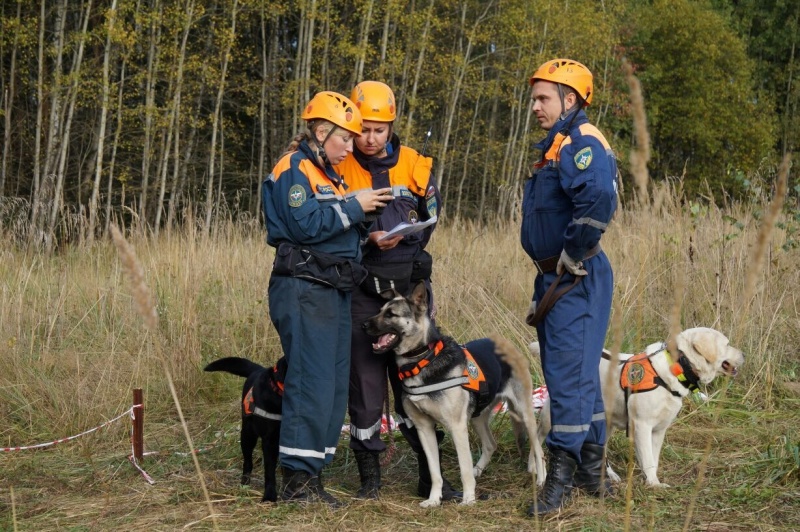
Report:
1,195,799,530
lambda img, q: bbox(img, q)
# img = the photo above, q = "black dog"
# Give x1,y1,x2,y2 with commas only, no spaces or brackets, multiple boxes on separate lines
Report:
204,356,286,502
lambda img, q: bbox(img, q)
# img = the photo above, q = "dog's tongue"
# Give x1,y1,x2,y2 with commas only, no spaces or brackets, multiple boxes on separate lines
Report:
372,333,396,352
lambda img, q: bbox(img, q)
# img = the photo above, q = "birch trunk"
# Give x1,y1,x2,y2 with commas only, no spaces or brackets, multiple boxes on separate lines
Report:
351,0,375,88
30,0,47,230
104,61,127,237
402,0,434,140
155,0,194,234
0,1,21,195
88,0,119,242
47,0,94,249
203,0,239,235
140,0,163,227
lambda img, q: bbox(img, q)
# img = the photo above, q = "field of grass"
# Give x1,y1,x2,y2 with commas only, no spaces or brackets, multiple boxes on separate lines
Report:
1,190,799,530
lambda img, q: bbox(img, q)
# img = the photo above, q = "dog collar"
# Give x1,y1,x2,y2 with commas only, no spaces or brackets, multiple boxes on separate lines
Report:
397,340,445,379
671,350,701,393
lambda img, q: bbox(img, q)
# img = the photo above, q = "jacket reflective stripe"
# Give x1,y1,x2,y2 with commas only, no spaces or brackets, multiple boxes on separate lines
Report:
279,445,326,459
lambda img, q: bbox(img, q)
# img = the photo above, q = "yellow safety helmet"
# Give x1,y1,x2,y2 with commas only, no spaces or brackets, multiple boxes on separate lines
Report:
301,91,363,135
529,58,593,107
350,81,396,122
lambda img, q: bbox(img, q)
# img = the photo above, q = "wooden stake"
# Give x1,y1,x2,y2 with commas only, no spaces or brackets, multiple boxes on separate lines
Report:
133,388,144,461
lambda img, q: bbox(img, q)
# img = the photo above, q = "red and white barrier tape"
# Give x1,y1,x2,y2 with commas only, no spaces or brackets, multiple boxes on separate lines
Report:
4,386,551,483
1,404,140,452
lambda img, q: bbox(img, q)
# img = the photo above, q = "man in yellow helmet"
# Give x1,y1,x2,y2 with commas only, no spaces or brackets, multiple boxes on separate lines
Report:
334,81,454,501
521,59,618,515
262,91,393,506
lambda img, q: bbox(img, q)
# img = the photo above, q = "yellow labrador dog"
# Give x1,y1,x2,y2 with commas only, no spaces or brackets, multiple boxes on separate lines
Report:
534,327,744,487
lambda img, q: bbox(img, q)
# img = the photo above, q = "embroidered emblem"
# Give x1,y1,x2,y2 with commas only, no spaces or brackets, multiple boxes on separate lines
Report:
626,362,645,386
574,147,593,170
316,184,334,195
425,187,437,217
288,184,306,207
466,359,479,380
399,189,413,199
408,210,419,224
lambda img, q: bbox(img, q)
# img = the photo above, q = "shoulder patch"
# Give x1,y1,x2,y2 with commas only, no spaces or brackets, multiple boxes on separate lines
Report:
316,184,334,195
425,186,438,217
574,146,593,170
288,184,307,207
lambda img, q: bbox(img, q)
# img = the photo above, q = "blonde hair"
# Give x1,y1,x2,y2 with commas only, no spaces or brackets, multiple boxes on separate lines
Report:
281,120,333,157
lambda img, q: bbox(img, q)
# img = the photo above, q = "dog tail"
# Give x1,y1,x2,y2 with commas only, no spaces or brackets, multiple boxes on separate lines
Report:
204,357,265,378
489,334,533,395
528,341,541,358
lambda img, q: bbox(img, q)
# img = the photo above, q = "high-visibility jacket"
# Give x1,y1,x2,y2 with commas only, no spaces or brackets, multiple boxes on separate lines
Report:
334,135,440,266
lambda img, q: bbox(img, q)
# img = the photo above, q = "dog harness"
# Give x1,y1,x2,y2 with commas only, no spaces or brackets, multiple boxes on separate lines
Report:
604,344,702,437
242,363,284,421
397,340,491,415
608,344,701,397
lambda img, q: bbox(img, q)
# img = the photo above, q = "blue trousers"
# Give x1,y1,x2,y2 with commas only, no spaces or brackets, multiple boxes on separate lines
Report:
268,276,351,475
534,252,613,461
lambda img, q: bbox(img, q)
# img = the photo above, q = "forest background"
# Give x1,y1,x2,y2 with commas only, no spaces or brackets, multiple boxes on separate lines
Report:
2,1,800,529
1,0,799,243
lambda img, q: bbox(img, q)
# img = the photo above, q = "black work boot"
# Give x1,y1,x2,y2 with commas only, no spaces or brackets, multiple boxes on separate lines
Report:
416,450,463,501
281,467,345,508
573,442,614,497
354,450,381,499
526,448,577,516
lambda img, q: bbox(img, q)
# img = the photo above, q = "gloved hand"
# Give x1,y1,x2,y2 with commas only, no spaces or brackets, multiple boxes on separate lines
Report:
556,250,587,276
524,299,537,326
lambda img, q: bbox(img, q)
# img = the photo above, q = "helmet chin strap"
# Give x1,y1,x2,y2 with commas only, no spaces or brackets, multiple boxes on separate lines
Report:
312,124,339,164
557,83,573,120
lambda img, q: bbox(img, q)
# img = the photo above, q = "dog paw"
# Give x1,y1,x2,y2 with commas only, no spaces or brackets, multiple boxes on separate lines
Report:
646,479,670,488
472,466,484,478
420,498,441,508
459,497,476,506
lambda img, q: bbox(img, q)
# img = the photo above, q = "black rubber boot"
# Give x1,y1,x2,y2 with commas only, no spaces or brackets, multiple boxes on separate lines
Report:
573,442,614,497
280,467,345,508
526,448,577,516
354,450,381,499
416,450,463,501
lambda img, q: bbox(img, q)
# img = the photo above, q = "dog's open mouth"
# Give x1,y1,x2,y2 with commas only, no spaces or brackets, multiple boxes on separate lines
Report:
372,333,399,354
721,360,739,376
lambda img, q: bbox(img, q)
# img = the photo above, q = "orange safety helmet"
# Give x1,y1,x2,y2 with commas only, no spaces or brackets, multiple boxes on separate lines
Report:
350,81,396,122
301,91,363,135
529,58,593,107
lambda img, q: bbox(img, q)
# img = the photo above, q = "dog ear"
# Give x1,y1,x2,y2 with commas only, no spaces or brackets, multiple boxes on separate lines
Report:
410,281,429,309
684,329,721,364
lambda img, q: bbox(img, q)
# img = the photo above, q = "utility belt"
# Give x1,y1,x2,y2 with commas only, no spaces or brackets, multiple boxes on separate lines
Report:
361,249,433,297
527,243,602,327
272,242,368,292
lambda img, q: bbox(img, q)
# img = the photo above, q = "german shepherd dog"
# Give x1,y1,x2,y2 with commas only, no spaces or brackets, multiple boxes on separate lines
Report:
363,282,546,507
204,356,287,502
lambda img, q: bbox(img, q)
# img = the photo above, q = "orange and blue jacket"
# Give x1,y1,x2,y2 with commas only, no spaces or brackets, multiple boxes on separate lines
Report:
262,140,368,260
334,134,440,266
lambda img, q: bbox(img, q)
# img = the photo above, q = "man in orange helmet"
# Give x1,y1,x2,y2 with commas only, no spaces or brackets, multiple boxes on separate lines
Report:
262,91,393,506
334,81,454,501
521,59,619,515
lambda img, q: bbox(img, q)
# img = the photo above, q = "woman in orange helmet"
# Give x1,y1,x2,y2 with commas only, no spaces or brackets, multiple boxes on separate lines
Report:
262,91,393,506
333,81,454,501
